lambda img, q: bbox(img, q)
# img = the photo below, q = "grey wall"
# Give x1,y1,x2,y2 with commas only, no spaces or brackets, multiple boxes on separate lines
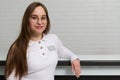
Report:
0,0,120,60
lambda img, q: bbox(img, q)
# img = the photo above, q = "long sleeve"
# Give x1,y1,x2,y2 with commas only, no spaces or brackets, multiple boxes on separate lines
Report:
55,35,79,62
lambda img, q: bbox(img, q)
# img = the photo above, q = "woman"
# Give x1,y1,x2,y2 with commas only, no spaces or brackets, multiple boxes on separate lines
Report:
5,2,81,80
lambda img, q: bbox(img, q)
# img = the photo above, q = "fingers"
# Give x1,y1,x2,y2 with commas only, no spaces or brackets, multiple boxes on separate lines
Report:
71,63,74,73
74,65,81,78
71,59,81,78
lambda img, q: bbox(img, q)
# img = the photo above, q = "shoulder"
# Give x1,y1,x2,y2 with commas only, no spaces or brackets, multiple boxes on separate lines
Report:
44,33,60,42
45,33,58,39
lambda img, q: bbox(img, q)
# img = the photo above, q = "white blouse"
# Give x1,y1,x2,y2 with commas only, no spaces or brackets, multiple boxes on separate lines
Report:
7,34,79,80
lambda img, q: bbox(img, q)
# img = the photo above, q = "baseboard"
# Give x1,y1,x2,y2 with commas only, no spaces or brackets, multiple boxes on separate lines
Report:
55,75,120,80
1,75,120,80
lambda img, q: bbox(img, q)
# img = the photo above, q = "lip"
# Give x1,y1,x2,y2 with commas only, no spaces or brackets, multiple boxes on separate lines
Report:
35,26,43,29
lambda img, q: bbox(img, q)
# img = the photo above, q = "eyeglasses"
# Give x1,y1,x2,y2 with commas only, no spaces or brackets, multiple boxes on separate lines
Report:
30,15,47,23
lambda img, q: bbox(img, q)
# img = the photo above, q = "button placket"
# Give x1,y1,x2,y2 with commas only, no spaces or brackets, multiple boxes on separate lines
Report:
38,41,46,56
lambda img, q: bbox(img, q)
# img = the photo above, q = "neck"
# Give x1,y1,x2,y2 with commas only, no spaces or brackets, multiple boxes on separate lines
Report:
30,33,43,41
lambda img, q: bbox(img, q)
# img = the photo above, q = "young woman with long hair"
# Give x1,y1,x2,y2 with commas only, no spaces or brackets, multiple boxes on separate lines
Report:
5,2,81,80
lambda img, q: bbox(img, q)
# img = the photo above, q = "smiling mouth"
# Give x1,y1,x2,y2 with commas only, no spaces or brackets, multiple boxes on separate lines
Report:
36,26,43,29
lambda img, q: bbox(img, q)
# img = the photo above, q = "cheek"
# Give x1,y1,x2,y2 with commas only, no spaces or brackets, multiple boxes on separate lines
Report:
44,20,48,27
29,20,35,28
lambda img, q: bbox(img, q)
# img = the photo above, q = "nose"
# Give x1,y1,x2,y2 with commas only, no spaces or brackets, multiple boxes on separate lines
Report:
37,19,42,24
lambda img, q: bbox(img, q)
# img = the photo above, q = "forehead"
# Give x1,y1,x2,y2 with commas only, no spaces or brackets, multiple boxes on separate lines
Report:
32,6,46,16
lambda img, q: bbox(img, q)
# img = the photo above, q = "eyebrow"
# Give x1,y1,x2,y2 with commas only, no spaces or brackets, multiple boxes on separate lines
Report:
31,14,46,17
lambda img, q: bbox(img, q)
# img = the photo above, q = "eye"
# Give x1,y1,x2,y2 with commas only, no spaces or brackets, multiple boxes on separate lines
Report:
31,16,37,20
41,16,47,20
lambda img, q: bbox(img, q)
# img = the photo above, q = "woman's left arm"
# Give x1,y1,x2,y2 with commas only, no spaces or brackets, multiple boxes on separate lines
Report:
55,35,81,77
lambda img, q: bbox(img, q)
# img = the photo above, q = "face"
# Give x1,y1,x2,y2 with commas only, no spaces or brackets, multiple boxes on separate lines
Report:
29,6,47,36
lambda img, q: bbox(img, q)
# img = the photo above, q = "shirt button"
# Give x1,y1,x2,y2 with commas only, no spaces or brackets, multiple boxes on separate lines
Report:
38,41,41,44
40,46,43,49
42,53,45,55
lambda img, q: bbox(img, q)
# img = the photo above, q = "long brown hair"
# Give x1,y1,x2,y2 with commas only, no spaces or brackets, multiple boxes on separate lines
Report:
5,2,50,80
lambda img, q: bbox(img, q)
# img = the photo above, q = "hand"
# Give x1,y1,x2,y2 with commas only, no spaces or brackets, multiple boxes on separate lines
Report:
71,58,81,78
